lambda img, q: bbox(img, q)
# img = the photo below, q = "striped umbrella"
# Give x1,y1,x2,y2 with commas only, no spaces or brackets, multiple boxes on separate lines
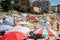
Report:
32,27,58,37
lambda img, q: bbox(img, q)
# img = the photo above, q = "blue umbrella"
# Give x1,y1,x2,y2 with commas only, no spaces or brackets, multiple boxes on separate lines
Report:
40,21,50,28
0,25,13,31
44,17,50,21
0,22,2,26
3,21,14,26
5,15,14,23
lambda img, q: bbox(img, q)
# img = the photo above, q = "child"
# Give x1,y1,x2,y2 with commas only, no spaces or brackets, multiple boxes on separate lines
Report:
14,19,21,26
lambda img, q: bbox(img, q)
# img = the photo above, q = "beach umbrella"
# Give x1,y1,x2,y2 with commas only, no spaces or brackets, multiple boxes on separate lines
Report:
40,21,50,28
3,15,14,26
44,17,50,21
6,26,30,35
0,22,2,25
0,31,28,40
32,27,58,37
5,16,14,21
0,25,13,31
3,21,14,26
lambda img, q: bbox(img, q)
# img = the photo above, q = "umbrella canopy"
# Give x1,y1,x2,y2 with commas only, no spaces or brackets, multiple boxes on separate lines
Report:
4,15,14,26
0,25,13,31
40,21,50,28
3,21,14,26
5,16,14,21
6,26,30,35
0,31,28,40
32,27,58,37
44,17,50,21
0,22,2,25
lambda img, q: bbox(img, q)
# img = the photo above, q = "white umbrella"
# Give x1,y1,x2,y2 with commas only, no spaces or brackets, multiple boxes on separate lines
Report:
0,25,13,31
3,21,14,26
6,26,31,35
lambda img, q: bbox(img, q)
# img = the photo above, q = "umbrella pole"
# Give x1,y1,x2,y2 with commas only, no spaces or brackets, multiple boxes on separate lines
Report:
34,38,37,40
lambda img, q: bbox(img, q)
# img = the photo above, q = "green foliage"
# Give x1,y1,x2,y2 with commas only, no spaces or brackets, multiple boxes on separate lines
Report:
40,11,44,14
15,4,30,12
29,7,33,12
14,0,30,12
20,5,29,12
35,12,40,15
43,10,48,13
1,0,12,11
39,10,48,14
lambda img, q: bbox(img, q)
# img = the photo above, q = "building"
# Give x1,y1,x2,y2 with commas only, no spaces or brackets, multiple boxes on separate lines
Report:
39,0,51,12
51,6,58,12
32,0,51,12
32,1,39,7
57,5,60,13
32,1,41,13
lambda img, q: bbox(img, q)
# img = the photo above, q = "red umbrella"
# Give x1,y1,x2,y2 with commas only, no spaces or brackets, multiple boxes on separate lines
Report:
0,31,28,40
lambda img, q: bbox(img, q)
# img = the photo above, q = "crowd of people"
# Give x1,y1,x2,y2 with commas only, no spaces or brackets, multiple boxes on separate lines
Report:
0,12,60,40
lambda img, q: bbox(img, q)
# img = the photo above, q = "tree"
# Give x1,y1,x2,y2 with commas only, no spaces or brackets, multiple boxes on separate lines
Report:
1,0,12,11
14,0,30,12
